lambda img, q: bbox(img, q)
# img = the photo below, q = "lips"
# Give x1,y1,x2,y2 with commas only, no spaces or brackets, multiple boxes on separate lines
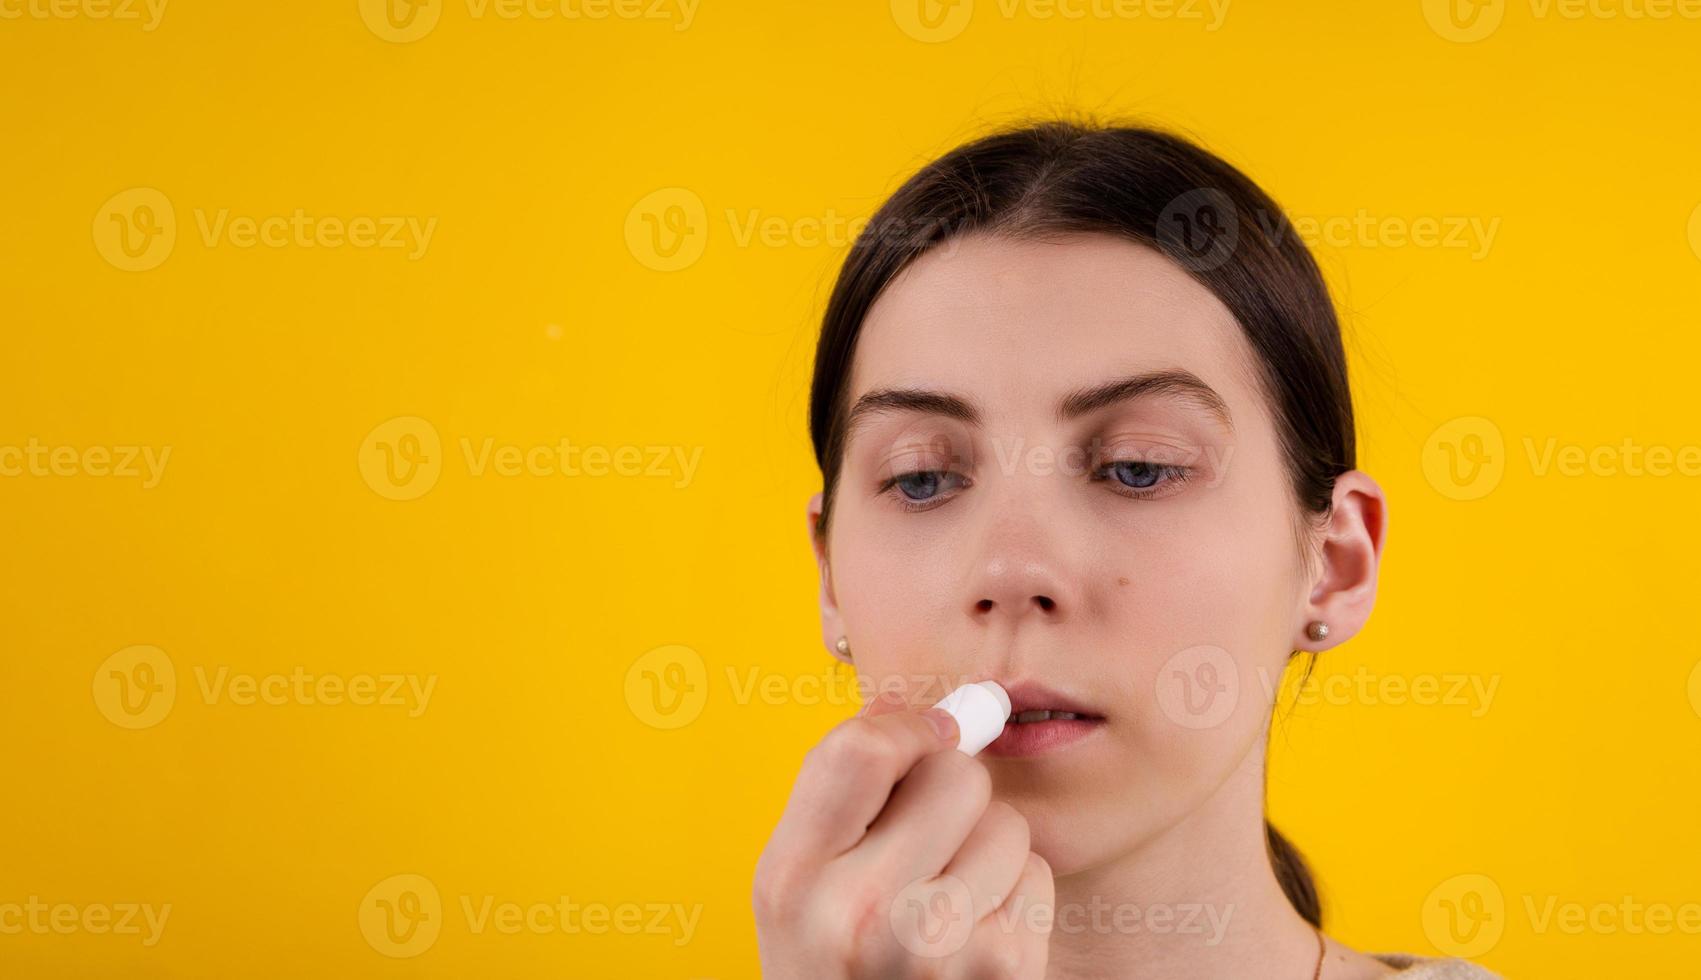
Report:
1010,709,1089,722
1000,681,1105,721
982,680,1106,758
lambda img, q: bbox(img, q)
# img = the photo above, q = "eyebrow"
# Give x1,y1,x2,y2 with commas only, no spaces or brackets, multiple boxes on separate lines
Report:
844,368,1235,442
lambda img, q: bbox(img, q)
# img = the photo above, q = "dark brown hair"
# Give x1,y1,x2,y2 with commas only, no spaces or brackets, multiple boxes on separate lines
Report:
806,117,1354,928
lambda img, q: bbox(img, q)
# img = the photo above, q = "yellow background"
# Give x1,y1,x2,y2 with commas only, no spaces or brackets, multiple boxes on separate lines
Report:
4,0,1699,976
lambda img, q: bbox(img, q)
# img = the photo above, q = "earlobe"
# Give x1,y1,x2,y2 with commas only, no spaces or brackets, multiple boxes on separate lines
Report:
1299,470,1389,649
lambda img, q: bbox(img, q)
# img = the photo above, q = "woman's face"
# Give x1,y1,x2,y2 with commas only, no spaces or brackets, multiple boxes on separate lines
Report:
811,230,1314,875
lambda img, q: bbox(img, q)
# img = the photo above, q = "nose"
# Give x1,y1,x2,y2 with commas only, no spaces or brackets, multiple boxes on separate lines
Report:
965,508,1076,627
972,557,1063,619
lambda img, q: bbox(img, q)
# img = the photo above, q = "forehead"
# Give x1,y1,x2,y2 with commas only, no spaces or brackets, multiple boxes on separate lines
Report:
850,231,1259,423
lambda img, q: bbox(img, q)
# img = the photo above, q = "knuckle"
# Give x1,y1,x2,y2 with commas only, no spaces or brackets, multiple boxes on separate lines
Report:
984,800,1030,852
978,939,1025,979
935,748,992,801
837,881,895,974
751,854,802,922
911,959,949,980
816,719,900,775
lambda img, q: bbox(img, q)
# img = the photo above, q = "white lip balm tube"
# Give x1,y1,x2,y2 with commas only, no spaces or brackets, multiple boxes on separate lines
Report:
931,681,1012,756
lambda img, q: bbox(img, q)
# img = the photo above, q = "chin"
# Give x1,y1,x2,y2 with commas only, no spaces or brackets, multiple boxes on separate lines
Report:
998,794,1113,877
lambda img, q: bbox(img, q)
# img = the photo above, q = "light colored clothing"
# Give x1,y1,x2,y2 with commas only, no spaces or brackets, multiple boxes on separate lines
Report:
1372,951,1503,977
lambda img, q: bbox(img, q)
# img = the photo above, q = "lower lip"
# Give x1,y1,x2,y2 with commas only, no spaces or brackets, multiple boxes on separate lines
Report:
982,717,1104,758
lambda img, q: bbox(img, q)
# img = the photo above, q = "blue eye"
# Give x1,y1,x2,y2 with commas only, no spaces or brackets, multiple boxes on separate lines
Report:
1095,459,1191,498
894,470,955,501
881,469,967,511
896,471,940,500
1106,461,1162,489
880,458,1190,513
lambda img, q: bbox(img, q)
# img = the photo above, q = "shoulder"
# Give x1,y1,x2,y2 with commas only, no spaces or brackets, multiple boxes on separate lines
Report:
1370,951,1504,978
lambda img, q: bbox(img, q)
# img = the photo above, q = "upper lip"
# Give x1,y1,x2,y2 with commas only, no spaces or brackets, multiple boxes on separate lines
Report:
998,680,1104,719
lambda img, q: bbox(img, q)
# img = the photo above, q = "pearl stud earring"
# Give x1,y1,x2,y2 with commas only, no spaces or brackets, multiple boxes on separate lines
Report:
1305,621,1330,642
835,635,851,658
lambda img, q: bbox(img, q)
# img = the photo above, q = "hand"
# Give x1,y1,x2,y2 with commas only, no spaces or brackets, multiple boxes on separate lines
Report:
753,680,1055,978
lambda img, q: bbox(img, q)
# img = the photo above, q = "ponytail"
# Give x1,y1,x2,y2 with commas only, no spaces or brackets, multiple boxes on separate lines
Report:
1265,819,1321,927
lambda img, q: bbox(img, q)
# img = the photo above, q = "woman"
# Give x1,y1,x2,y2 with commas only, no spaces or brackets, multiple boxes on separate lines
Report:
753,119,1501,979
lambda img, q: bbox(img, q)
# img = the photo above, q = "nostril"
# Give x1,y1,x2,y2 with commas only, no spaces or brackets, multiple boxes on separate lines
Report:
976,599,994,612
1035,595,1055,612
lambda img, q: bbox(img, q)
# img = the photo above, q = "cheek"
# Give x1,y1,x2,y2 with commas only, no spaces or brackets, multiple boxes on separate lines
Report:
1099,473,1301,772
1126,640,1283,770
1101,513,1294,656
828,506,961,677
1108,441,1301,649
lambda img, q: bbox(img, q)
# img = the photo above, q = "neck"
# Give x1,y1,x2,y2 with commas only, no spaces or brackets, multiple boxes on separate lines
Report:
1042,743,1322,980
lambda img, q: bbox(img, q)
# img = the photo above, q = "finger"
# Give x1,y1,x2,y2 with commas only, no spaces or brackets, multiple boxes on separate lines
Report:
941,801,1031,923
766,704,961,862
962,851,1055,980
853,744,991,885
860,688,906,718
1010,850,1055,933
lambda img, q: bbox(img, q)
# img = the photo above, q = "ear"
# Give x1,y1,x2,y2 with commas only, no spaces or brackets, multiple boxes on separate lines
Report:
808,492,851,664
1298,470,1389,651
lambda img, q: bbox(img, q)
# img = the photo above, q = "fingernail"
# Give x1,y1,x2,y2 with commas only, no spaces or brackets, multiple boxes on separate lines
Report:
922,707,959,745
